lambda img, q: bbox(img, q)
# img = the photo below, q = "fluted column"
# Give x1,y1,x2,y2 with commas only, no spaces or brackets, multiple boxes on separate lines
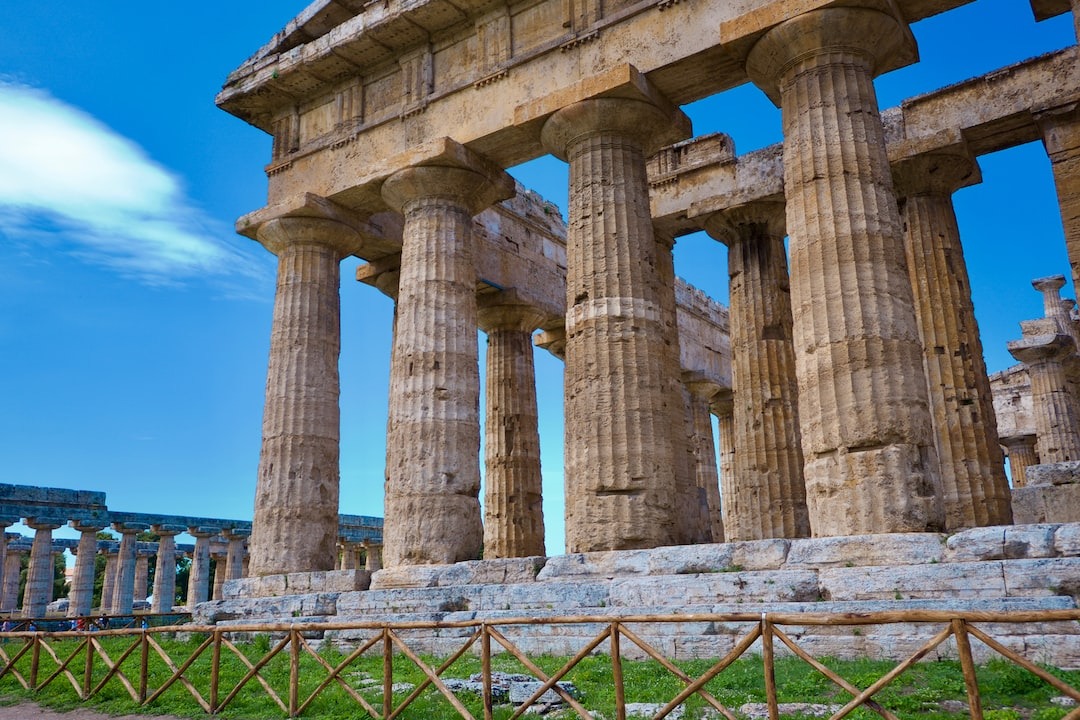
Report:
249,217,363,576
134,554,150,604
151,526,181,613
1002,435,1039,488
224,529,248,581
381,161,513,566
67,523,102,618
99,548,118,612
110,524,142,615
186,528,214,607
893,152,1012,529
684,380,724,543
363,540,383,571
22,520,61,617
541,96,690,552
1009,335,1080,463
704,202,809,540
478,296,547,559
746,8,943,535
1033,275,1080,347
212,553,226,601
712,391,736,532
0,524,14,612
2,549,23,611
1038,106,1080,290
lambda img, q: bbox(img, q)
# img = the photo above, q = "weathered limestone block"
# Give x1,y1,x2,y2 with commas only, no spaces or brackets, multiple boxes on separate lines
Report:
196,593,339,624
536,540,791,580
541,95,690,552
1001,557,1080,598
477,297,547,559
893,151,1011,530
250,217,363,576
703,201,808,540
819,562,1007,601
1013,482,1080,524
944,525,1059,562
476,581,612,612
223,570,370,599
745,7,943,535
382,161,514,566
785,534,944,568
610,571,820,606
371,557,545,589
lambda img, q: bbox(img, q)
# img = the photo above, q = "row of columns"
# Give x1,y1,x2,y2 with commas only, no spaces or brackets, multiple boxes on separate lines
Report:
248,2,1079,572
4,521,250,618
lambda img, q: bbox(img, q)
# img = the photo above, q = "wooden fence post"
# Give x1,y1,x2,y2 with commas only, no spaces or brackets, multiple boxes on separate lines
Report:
952,619,985,720
612,622,626,720
762,613,778,720
289,627,300,718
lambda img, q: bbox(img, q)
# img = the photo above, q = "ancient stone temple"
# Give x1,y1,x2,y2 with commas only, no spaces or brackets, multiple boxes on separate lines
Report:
217,0,1079,576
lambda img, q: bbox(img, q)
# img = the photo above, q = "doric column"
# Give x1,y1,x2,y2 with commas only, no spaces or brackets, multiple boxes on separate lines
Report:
477,294,547,559
68,522,103,618
99,548,118,612
381,159,514,566
363,540,383,572
0,521,15,611
110,523,145,615
893,152,1012,529
1001,435,1039,488
212,553,227,601
249,217,364,576
712,391,736,532
134,553,151,604
1,546,23,612
223,529,249,581
684,379,724,543
150,525,182,614
22,518,62,617
1009,334,1080,463
704,201,809,540
1033,275,1080,347
186,528,215,607
541,95,690,552
1038,105,1080,290
658,233,702,546
746,8,943,535
338,542,355,570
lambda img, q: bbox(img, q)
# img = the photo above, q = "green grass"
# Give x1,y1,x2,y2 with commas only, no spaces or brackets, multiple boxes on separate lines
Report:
0,634,1077,719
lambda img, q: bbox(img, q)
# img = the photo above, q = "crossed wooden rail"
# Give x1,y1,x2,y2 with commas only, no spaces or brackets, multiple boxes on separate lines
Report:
0,610,1078,720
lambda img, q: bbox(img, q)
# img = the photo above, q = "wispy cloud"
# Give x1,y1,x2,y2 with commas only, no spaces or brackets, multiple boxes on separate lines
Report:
0,80,267,288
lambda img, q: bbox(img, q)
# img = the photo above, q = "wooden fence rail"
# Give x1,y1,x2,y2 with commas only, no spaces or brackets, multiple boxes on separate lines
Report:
0,610,1077,720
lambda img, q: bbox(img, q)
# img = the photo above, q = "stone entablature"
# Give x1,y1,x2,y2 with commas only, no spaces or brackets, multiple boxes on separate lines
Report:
991,364,1036,441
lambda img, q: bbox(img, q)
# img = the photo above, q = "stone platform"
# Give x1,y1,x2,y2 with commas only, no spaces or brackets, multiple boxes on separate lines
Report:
197,524,1080,668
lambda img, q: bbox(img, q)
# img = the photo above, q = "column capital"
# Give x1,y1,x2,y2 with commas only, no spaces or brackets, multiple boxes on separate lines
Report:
1008,333,1076,365
111,522,148,535
256,215,365,258
891,151,980,198
477,291,548,333
540,96,690,160
381,163,514,216
222,528,252,541
150,524,185,537
745,6,917,105
25,517,64,531
1036,102,1080,156
701,200,786,246
187,526,220,539
710,389,734,417
534,327,566,359
69,521,105,534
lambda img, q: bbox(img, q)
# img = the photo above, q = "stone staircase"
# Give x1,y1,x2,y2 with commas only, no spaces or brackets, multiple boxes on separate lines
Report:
201,523,1080,668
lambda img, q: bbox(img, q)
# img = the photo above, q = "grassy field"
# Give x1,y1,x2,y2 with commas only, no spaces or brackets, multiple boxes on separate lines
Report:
0,634,1077,719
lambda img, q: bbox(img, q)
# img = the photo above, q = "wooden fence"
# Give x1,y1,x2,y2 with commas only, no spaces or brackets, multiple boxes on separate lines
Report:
0,610,1078,719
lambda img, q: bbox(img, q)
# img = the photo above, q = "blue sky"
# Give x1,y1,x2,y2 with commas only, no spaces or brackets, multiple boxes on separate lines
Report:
0,0,1075,554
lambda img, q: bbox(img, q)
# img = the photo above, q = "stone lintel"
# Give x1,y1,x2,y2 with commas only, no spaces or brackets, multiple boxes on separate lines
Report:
111,521,149,534
0,483,107,509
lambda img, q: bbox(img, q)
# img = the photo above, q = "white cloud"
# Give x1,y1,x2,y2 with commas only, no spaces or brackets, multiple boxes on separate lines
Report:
0,81,265,287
